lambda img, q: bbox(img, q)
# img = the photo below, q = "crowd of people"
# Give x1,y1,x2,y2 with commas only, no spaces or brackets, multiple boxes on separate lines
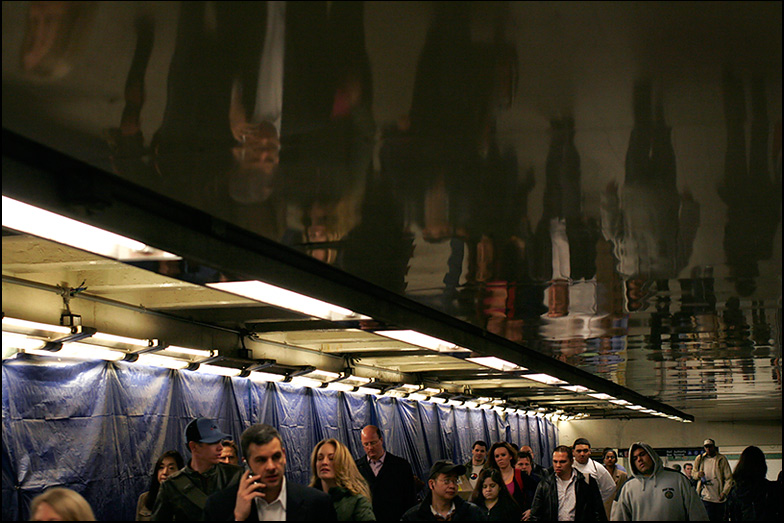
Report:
29,417,781,521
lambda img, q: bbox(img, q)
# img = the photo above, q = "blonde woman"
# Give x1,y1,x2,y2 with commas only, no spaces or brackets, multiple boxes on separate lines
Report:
309,438,376,521
30,487,96,521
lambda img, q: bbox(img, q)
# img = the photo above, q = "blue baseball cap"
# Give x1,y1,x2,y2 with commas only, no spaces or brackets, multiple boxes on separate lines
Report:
185,417,231,445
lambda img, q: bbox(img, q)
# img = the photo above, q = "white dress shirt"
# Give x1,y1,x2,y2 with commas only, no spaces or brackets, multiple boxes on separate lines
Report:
255,476,287,521
573,458,616,502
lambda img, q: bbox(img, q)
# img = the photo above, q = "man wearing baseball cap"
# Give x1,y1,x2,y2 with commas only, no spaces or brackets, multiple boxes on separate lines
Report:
152,417,243,521
691,438,734,521
401,460,486,521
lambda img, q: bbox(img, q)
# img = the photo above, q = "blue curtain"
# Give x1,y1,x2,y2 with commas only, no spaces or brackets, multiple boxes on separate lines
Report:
2,357,557,521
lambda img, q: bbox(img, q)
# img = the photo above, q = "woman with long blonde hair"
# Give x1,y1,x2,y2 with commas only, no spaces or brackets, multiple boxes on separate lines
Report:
30,487,96,521
309,438,375,521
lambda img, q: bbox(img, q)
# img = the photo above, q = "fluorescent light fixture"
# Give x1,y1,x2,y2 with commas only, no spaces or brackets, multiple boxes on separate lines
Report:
91,332,151,348
447,399,463,407
135,353,189,370
610,399,632,406
2,317,71,336
207,281,369,322
478,403,493,410
464,401,479,409
560,385,594,394
3,331,47,353
248,371,285,384
407,392,428,401
397,383,423,392
195,364,241,377
343,375,372,386
288,376,323,388
588,393,616,401
625,405,645,410
163,345,213,358
428,396,447,404
2,196,178,261
524,373,569,386
22,341,124,362
306,369,341,381
466,356,527,372
374,330,471,353
355,386,383,396
325,381,355,392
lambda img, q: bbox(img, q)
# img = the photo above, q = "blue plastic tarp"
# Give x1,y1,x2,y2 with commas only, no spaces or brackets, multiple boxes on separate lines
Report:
2,357,557,520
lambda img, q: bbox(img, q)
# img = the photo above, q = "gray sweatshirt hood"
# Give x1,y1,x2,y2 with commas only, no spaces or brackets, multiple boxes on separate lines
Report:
628,442,664,489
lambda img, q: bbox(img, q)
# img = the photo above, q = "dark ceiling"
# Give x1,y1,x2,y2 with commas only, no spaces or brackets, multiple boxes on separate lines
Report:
2,1,781,422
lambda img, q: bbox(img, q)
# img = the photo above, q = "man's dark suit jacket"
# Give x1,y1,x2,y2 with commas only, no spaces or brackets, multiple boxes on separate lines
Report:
355,452,418,521
203,478,337,521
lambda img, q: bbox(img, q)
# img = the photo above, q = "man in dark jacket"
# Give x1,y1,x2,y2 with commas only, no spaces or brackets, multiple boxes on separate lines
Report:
530,445,607,521
203,423,336,521
401,460,486,521
152,417,243,521
355,425,418,520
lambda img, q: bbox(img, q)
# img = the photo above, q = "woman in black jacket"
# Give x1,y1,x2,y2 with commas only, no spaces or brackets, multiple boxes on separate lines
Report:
471,468,523,521
725,446,781,521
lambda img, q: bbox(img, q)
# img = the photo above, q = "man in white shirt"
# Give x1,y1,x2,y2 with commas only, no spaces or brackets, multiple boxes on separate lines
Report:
204,423,336,521
573,438,617,503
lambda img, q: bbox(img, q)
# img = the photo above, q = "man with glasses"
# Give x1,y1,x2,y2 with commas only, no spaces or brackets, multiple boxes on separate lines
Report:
355,425,417,521
401,460,486,521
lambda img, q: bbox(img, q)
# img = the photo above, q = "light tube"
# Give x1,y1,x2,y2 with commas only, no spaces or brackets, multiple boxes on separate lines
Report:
374,330,471,353
195,364,241,377
22,341,124,362
248,371,285,383
2,317,71,336
325,381,355,392
207,281,369,322
466,356,527,372
2,196,178,261
135,353,189,370
524,373,569,386
288,376,322,388
163,345,213,358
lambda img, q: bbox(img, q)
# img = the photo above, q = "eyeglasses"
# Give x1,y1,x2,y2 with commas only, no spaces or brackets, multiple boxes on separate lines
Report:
437,477,459,485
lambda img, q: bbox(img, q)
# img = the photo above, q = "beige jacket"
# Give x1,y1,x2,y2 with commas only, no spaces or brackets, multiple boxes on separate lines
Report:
692,452,734,501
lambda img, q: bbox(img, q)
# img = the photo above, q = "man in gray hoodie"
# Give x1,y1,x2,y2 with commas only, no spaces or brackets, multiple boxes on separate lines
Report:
611,442,709,521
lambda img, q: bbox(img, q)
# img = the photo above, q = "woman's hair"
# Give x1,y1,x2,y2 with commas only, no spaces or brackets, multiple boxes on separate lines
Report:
30,487,96,521
602,448,618,460
470,468,516,506
309,438,372,501
145,450,185,510
732,445,767,486
488,442,518,470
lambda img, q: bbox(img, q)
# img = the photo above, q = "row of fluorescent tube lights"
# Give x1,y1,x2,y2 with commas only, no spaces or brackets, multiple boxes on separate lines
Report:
1,317,581,420
1,196,689,422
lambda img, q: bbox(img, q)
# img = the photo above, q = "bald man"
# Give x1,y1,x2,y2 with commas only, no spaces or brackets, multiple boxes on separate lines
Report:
355,425,418,520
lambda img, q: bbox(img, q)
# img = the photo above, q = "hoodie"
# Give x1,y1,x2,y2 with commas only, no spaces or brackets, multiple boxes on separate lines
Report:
611,442,709,521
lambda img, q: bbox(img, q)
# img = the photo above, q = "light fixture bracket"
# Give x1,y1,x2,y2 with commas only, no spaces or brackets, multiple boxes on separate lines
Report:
41,325,97,351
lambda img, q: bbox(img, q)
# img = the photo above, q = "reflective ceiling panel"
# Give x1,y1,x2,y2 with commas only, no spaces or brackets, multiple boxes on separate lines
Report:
2,1,781,422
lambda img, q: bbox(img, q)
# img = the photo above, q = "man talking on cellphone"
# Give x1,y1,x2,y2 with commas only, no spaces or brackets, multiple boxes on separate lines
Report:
204,423,337,521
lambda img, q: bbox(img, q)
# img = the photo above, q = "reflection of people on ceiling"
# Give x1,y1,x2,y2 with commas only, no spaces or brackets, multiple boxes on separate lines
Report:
601,80,700,305
277,1,375,265
381,2,528,327
20,1,97,80
530,117,599,321
719,70,781,297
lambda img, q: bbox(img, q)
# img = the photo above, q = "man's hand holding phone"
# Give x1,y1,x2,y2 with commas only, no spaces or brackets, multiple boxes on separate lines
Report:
234,468,266,521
